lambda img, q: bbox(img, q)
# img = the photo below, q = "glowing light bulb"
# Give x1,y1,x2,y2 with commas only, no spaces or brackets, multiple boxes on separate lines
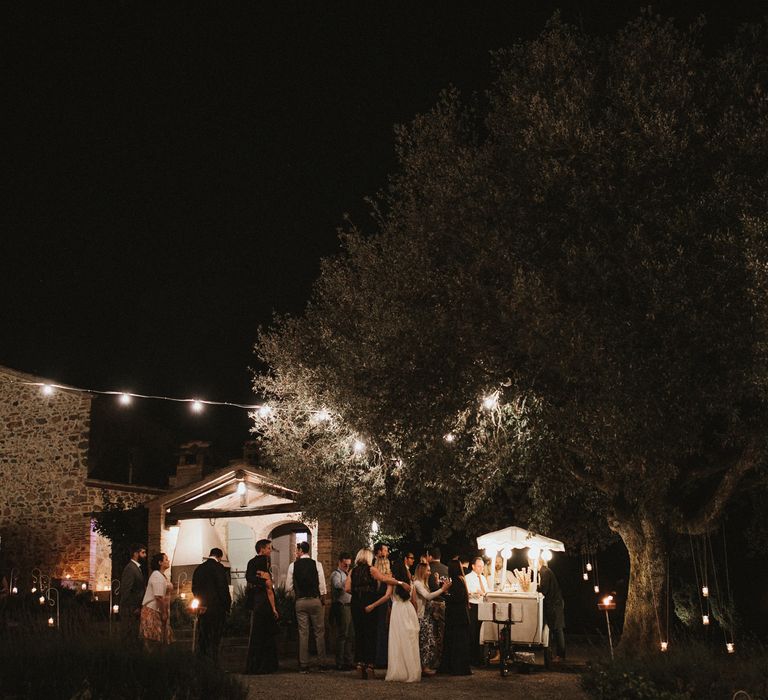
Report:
482,393,499,410
702,614,710,626
583,572,589,581
528,547,540,561
118,393,132,406
191,400,204,413
726,642,735,654
190,598,200,610
38,595,45,605
586,562,593,572
702,586,709,598
660,641,668,652
41,384,54,396
81,583,87,591
353,439,366,454
112,604,119,614
11,586,17,594
31,587,37,593
257,404,272,419
602,595,613,606
542,549,552,562
594,585,600,594
501,548,513,560
48,617,54,627
444,433,456,443
312,409,330,423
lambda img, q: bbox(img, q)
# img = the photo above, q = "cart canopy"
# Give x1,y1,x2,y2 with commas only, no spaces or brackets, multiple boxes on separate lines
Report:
477,526,565,554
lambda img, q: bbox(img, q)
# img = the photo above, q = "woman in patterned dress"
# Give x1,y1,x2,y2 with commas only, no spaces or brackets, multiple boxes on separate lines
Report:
140,552,174,650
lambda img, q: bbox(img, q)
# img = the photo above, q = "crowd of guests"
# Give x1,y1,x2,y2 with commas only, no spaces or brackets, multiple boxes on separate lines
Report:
117,542,231,662
245,540,564,683
113,538,564,684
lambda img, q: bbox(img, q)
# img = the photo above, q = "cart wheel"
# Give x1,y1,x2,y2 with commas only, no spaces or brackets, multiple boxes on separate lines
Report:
543,646,552,670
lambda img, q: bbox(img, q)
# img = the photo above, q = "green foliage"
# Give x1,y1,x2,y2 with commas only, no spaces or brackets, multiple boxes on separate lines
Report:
91,491,148,577
253,11,768,647
582,641,768,700
225,587,253,636
0,634,246,700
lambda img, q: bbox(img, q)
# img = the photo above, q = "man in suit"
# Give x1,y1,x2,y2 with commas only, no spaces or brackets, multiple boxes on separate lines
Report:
192,547,232,664
119,543,146,644
286,541,327,672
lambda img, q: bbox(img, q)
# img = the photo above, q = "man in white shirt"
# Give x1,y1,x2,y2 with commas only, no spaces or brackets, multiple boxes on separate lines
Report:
285,541,327,672
464,556,490,666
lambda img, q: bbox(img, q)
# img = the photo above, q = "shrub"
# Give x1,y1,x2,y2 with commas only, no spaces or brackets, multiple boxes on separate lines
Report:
581,639,768,700
0,633,247,700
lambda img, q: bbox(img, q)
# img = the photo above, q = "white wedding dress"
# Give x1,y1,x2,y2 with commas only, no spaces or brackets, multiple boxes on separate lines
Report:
385,593,422,682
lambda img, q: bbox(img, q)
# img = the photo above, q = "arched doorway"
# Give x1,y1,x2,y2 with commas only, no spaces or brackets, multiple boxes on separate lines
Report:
269,521,311,588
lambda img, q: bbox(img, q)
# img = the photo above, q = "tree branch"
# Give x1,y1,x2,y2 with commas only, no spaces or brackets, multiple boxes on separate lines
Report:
682,438,764,535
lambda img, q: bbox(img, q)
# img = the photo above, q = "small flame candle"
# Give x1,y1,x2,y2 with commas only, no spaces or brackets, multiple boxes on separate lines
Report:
703,614,710,626
38,595,45,605
660,641,668,652
81,583,87,590
582,572,589,581
112,604,119,614
11,586,17,594
726,642,735,654
593,585,600,594
47,617,54,627
702,586,709,598
586,563,593,572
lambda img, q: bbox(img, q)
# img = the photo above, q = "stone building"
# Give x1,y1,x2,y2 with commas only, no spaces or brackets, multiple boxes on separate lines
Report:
0,364,336,595
0,365,163,589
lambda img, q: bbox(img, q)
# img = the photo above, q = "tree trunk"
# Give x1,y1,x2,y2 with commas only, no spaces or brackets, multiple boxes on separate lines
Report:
611,516,667,654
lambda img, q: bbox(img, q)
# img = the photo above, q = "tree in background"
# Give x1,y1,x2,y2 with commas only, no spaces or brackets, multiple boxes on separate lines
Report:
91,492,148,583
254,13,768,651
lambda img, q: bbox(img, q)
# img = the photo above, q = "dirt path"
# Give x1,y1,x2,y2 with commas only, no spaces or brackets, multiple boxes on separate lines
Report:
239,664,588,699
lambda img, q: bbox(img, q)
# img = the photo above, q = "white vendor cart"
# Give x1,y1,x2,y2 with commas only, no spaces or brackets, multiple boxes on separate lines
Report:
476,526,565,675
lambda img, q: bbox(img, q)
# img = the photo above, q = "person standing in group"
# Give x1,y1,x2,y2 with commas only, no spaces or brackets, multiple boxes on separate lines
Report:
330,552,355,671
536,555,566,662
286,541,327,673
426,548,448,582
140,552,173,650
192,547,231,664
464,555,490,666
438,559,472,676
425,547,448,669
383,559,421,682
345,548,408,680
245,539,279,674
119,543,146,644
373,541,391,668
413,562,451,675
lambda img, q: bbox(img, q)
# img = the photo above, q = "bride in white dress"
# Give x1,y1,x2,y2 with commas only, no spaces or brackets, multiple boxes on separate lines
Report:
385,559,421,682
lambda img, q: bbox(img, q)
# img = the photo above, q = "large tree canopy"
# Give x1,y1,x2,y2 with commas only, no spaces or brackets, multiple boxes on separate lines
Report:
254,13,768,649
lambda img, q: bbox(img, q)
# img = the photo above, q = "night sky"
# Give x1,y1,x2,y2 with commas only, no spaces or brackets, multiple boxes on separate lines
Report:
3,2,764,482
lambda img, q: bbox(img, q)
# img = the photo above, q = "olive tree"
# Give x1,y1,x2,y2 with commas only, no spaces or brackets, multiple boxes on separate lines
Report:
254,14,768,650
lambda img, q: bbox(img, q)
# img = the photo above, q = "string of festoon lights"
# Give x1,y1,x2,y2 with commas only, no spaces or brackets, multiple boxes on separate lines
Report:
22,378,508,456
24,380,269,414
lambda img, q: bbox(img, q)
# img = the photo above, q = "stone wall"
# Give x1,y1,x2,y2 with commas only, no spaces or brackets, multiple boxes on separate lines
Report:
0,366,163,589
0,367,93,583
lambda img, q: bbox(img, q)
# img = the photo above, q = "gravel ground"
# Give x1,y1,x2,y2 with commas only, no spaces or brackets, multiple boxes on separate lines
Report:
238,661,588,699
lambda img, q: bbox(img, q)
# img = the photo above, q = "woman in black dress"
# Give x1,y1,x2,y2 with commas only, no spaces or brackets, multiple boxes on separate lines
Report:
437,559,472,675
346,547,406,679
245,546,279,674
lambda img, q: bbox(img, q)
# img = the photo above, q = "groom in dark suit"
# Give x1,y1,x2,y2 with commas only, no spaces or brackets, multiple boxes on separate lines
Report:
119,543,146,644
192,547,232,663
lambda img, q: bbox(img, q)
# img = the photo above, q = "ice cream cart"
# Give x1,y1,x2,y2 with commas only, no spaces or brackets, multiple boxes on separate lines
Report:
476,526,565,675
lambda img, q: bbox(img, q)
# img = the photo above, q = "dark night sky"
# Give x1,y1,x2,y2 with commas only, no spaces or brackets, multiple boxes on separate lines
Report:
2,2,764,482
